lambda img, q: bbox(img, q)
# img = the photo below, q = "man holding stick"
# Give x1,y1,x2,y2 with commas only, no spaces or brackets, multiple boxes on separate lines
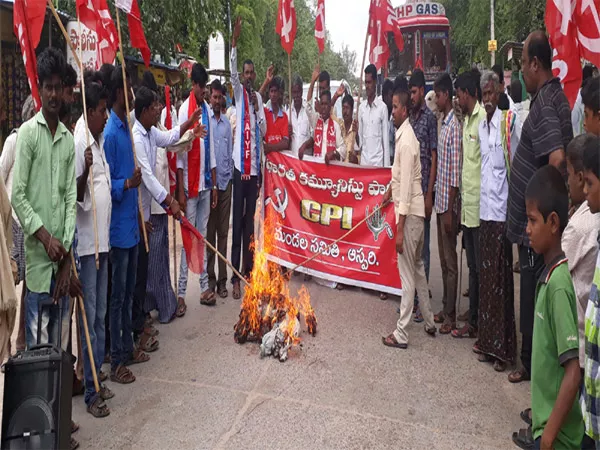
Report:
11,48,77,350
74,81,113,417
103,66,143,383
229,17,267,300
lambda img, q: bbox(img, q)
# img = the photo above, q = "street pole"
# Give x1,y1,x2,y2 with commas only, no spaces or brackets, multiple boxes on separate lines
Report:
490,0,495,66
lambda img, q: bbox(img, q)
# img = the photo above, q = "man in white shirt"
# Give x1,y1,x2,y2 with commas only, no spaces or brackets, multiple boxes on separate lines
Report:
73,82,114,415
176,63,218,306
288,75,314,158
357,64,390,168
475,70,521,370
298,90,346,163
230,17,267,300
382,88,436,349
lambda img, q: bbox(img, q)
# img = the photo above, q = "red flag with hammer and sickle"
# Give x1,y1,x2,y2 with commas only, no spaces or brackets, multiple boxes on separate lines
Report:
546,0,600,107
315,0,325,54
276,0,297,55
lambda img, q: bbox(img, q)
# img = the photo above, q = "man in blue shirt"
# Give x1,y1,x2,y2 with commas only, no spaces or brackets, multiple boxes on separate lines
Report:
206,80,233,298
103,66,143,384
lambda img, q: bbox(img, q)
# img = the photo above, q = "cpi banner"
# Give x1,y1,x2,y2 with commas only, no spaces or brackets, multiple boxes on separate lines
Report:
263,152,402,296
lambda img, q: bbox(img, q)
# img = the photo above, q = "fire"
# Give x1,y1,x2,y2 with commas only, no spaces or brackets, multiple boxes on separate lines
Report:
233,212,317,360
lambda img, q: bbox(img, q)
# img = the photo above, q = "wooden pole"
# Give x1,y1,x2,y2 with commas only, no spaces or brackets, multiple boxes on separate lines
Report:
356,29,369,116
173,216,177,295
70,253,100,393
115,10,149,252
78,17,100,270
287,53,292,128
47,0,81,68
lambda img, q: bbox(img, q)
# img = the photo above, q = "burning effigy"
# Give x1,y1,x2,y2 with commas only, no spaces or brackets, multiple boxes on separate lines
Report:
233,215,317,362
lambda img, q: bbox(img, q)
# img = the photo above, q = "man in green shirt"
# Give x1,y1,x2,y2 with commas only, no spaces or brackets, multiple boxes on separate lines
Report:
522,166,583,449
11,48,76,349
453,71,486,338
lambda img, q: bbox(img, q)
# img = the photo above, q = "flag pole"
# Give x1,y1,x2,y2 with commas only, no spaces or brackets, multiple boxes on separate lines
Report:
173,217,177,295
115,9,149,253
47,0,81,68
287,52,292,128
78,17,100,270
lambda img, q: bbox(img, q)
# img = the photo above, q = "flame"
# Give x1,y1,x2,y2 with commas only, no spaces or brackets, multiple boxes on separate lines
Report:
234,211,317,348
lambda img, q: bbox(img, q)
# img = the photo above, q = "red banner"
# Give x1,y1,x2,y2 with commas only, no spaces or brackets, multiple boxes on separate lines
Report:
263,152,402,296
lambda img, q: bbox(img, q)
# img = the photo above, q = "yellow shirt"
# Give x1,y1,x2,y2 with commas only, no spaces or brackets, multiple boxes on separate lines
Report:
461,101,486,228
392,119,424,220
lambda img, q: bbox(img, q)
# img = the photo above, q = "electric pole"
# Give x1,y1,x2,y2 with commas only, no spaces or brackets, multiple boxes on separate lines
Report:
490,0,495,66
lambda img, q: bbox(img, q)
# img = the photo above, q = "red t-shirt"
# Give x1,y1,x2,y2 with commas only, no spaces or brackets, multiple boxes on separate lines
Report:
264,107,289,145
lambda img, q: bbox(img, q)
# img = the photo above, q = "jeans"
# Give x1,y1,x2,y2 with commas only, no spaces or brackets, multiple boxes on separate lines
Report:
109,245,138,371
133,242,149,341
463,226,480,328
79,253,108,405
178,189,211,297
518,244,543,374
231,170,259,282
25,278,70,350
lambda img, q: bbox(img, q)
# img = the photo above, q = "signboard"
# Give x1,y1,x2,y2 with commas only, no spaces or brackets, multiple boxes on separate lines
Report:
137,65,167,86
422,31,448,40
488,40,498,52
66,21,100,82
263,152,402,296
397,0,445,19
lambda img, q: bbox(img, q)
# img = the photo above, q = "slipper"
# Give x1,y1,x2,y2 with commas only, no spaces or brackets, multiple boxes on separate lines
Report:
137,334,159,354
439,318,455,335
511,427,534,450
520,408,532,426
493,360,506,372
382,334,407,349
99,384,115,400
176,297,187,318
508,368,530,383
232,281,241,300
87,397,110,418
451,324,477,339
200,290,217,306
217,284,228,299
110,364,135,384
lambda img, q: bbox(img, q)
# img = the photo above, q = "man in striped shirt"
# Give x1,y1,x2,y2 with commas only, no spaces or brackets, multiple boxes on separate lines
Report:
506,31,573,384
432,73,462,335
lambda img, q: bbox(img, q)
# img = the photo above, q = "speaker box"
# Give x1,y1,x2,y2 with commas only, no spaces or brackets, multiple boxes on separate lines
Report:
1,345,73,449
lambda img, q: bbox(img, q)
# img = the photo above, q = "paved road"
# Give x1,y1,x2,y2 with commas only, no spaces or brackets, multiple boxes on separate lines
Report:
1,216,529,449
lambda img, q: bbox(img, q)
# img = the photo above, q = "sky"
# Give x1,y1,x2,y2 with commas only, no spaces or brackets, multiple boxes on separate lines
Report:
324,0,407,76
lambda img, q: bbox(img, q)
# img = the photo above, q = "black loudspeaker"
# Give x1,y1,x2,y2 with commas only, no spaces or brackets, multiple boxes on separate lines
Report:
1,302,73,450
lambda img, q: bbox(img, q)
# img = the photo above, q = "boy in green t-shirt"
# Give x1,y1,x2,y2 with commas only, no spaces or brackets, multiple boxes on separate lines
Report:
525,165,584,449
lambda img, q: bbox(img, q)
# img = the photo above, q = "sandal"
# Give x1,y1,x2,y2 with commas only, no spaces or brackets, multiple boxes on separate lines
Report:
232,281,241,300
520,408,532,426
71,421,79,434
71,437,80,450
200,290,217,306
413,308,424,323
508,368,530,383
493,359,506,372
176,297,187,317
217,284,228,299
451,324,477,338
87,396,110,418
439,318,455,334
138,334,159,353
434,311,446,324
127,348,151,365
511,427,534,450
99,370,108,382
382,334,408,349
110,364,135,384
99,384,115,400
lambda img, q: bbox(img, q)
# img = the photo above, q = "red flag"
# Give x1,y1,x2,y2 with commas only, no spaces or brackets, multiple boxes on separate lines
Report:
276,0,297,55
179,216,206,274
76,0,119,65
546,0,600,108
368,0,405,70
315,0,325,54
164,85,178,195
116,0,151,66
13,0,45,111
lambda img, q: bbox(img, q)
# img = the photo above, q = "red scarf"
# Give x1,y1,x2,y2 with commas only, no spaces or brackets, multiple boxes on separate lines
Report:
313,117,336,157
187,93,201,198
243,89,252,174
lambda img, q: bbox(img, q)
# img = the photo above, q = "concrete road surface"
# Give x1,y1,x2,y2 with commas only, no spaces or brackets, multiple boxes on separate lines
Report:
0,216,529,449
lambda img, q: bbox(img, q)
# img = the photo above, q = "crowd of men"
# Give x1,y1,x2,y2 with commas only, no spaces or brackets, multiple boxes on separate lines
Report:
0,18,599,449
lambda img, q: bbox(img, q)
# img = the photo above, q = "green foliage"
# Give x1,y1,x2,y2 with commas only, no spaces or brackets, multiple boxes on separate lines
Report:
441,0,546,72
